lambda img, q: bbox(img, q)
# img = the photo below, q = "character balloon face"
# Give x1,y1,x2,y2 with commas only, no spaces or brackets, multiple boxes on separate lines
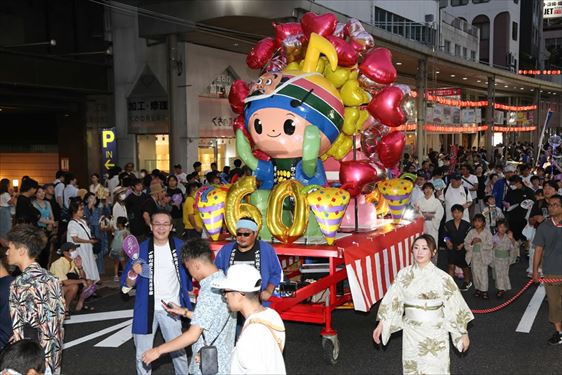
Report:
248,107,332,159
250,72,284,96
244,71,344,160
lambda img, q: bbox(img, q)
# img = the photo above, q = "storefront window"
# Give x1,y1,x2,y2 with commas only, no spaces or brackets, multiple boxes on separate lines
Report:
137,134,169,172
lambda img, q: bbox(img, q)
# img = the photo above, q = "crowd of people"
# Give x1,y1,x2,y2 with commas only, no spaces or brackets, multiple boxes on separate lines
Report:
0,141,561,374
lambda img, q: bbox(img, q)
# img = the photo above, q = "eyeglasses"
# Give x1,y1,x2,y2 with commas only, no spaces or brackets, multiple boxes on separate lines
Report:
236,232,252,237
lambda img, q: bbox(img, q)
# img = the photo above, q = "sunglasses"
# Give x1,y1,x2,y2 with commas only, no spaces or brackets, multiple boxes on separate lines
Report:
236,232,253,237
221,290,244,296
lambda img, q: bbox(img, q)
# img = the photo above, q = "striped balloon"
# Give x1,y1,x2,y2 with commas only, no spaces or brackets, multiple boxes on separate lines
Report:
377,178,413,223
197,187,227,240
306,187,350,245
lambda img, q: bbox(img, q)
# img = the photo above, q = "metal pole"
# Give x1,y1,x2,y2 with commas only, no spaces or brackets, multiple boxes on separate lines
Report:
167,33,178,172
416,58,427,164
485,76,495,161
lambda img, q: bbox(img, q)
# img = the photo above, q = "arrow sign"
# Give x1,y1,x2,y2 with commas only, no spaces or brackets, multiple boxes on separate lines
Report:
101,128,117,171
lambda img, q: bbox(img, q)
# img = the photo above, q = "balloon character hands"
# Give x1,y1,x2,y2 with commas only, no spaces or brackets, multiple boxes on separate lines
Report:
302,126,321,178
236,129,258,171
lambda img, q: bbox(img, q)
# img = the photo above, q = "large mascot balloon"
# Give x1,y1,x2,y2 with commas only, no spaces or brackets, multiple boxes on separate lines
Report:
238,33,344,190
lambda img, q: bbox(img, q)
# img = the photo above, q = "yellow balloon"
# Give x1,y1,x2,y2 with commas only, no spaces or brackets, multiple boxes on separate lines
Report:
197,187,228,240
322,133,353,160
266,179,309,243
340,79,370,107
284,61,300,71
342,107,370,136
305,186,350,245
302,33,338,73
225,176,262,237
377,179,414,223
324,65,351,88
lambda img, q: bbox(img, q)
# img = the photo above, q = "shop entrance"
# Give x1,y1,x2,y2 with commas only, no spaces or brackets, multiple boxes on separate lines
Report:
137,134,169,172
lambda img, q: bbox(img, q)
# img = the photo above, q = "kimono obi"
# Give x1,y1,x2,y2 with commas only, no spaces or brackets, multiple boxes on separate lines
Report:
404,298,444,321
473,243,481,253
494,248,510,258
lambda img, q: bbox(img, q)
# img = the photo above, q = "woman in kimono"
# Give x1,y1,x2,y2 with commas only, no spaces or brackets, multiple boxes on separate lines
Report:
464,214,494,300
373,234,473,375
492,220,516,298
414,182,444,263
67,199,100,283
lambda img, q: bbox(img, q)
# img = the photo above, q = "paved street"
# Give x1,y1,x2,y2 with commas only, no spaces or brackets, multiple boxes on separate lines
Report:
61,257,561,375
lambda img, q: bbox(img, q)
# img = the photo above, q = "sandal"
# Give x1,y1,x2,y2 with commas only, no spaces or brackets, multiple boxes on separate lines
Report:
473,290,481,297
82,305,95,311
64,311,71,320
496,290,505,298
481,292,489,300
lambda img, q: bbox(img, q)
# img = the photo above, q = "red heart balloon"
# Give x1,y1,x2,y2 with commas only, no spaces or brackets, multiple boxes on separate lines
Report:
228,80,249,114
359,48,397,85
274,22,303,45
246,37,276,70
301,12,338,38
376,132,405,168
325,35,357,67
339,160,377,197
367,86,407,127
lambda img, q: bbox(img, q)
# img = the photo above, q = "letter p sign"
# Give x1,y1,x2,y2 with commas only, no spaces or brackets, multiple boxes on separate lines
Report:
102,130,115,148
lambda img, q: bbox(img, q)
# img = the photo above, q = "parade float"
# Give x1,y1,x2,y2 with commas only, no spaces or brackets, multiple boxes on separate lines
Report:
197,13,424,364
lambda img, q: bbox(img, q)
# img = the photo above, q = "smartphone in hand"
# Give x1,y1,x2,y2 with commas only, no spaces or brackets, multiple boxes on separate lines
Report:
160,299,173,309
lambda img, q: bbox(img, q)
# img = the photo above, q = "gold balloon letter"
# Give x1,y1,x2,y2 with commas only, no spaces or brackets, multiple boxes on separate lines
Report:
225,176,262,236
266,180,309,244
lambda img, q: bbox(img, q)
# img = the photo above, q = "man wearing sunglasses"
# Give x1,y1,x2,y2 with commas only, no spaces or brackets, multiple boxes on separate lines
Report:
214,218,282,303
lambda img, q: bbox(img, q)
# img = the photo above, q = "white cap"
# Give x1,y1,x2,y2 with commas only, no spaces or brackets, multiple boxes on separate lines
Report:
504,165,517,173
212,264,262,292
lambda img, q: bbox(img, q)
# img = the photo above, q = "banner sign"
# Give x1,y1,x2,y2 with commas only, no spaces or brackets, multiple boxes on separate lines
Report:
101,128,117,171
427,88,462,96
544,1,562,19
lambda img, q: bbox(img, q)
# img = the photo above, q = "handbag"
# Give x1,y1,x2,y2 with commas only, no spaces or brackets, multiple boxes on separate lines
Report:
199,317,230,375
73,219,101,254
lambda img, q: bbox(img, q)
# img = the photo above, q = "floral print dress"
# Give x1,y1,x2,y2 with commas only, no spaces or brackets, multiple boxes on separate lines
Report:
9,263,65,373
377,262,474,375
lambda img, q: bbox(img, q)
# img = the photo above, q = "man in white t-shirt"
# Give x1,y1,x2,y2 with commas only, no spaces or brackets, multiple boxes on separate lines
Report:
213,264,286,375
53,171,66,208
460,165,478,218
173,164,188,185
121,210,191,375
444,173,473,222
63,174,78,209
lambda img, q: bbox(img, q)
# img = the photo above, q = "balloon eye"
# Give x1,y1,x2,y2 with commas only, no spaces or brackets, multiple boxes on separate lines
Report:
265,79,272,85
256,78,262,85
254,119,263,134
283,119,295,135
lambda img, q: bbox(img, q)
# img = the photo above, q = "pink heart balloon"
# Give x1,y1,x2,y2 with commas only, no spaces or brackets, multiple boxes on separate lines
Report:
301,12,338,38
246,37,276,70
325,35,357,67
339,160,377,197
367,85,407,127
359,48,397,85
274,22,303,45
228,80,249,114
376,132,405,168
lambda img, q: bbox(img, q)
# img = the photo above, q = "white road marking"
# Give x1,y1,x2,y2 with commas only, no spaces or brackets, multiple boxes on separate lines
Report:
64,309,134,324
516,284,545,333
63,319,133,350
94,324,133,348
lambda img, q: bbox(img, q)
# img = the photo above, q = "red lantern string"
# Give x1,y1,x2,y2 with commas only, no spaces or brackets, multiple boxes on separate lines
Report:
408,91,537,111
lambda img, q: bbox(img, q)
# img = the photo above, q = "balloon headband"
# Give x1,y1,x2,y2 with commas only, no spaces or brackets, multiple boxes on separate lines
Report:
236,219,259,232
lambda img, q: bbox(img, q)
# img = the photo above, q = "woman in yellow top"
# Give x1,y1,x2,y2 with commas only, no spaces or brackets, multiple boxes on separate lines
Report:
182,182,203,239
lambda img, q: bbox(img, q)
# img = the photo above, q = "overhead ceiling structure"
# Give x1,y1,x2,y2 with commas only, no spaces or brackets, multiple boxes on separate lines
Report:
129,0,561,102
